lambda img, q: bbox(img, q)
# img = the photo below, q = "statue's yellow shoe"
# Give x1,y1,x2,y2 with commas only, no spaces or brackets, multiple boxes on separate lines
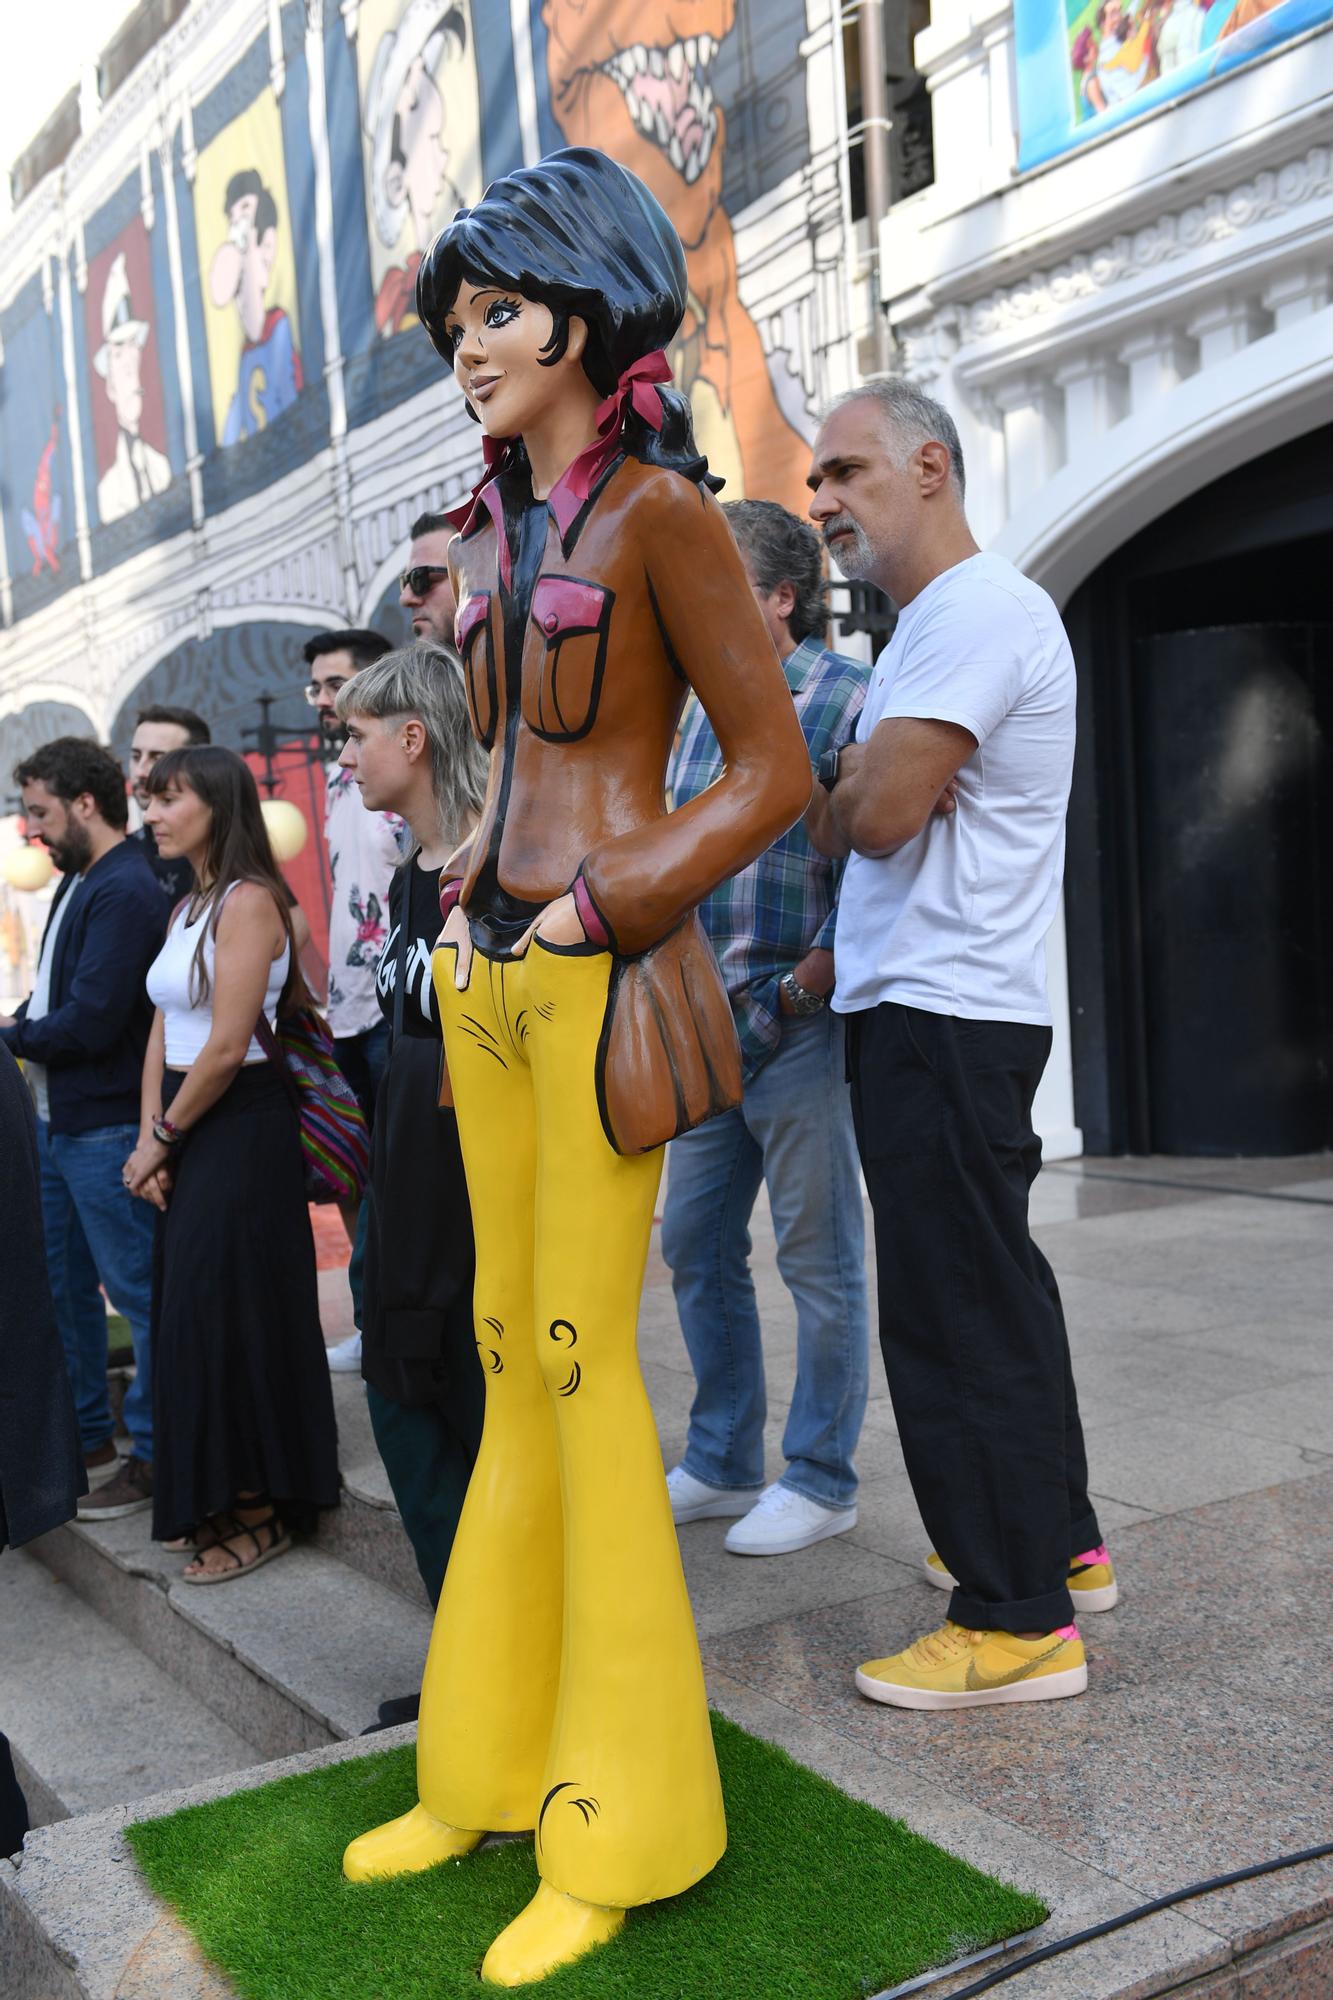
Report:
481,1881,625,1986
343,1803,483,1882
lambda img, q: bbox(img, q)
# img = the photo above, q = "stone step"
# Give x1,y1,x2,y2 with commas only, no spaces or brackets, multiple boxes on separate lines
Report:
26,1509,434,1763
0,1552,260,1829
4,1717,1331,2000
103,1369,430,1609
310,1376,432,1608
0,1727,416,2000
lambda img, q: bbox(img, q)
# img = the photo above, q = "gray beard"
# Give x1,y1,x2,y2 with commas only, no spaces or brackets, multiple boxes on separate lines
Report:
826,520,877,582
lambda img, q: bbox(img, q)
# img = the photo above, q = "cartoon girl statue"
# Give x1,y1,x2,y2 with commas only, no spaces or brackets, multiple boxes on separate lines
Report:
342,148,810,1983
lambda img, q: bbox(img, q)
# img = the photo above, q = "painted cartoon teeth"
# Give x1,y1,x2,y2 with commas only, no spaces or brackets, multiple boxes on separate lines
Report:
601,35,721,176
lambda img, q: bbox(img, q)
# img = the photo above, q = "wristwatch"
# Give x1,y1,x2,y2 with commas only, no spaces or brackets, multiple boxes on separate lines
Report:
781,971,826,1017
816,746,842,793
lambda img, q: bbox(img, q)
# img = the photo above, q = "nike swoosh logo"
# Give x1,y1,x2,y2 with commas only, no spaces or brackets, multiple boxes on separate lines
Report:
965,1639,1070,1691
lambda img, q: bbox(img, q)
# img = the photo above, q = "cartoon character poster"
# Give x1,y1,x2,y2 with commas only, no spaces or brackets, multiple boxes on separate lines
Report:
193,92,304,448
1018,0,1333,164
358,0,483,340
0,282,76,591
84,218,172,524
541,0,812,512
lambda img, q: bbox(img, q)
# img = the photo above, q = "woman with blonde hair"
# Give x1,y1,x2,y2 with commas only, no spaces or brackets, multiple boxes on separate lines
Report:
335,644,489,1627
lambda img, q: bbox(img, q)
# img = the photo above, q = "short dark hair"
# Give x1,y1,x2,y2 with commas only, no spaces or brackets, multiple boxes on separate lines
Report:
723,500,828,645
134,705,211,745
410,510,453,540
223,169,278,241
302,628,393,671
15,737,129,830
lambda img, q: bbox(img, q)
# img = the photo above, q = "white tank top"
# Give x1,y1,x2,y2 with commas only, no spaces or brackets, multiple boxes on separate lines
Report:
146,882,291,1069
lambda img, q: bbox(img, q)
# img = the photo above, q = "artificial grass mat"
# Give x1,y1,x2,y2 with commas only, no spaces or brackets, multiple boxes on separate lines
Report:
126,1712,1045,2000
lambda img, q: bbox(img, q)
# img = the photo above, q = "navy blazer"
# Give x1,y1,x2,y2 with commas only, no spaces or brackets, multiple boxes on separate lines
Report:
0,1044,83,1548
0,839,168,1135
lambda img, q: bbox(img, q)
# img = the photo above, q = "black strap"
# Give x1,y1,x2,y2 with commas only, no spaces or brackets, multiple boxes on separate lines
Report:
391,849,420,1045
253,1009,301,1117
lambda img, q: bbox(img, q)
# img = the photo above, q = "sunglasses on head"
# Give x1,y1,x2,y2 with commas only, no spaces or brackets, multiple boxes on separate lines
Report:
399,564,450,597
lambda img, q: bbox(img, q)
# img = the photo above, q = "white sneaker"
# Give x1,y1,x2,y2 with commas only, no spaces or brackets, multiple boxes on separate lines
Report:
326,1332,363,1373
666,1465,760,1525
724,1482,858,1557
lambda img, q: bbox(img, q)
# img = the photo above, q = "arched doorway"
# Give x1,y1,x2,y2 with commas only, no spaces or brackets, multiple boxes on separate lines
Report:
1063,423,1332,1156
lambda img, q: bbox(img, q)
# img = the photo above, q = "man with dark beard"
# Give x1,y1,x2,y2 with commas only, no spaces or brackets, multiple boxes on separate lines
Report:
0,739,166,1519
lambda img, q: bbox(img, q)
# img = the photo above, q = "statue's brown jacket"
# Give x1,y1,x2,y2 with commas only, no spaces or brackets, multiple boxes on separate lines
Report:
447,452,813,1151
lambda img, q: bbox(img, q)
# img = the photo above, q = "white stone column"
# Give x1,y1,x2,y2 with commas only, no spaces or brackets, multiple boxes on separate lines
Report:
991,374,1065,515
157,118,205,530
1185,296,1266,368
1118,325,1197,413
1054,351,1127,457
1261,265,1331,330
305,0,356,613
55,227,94,582
508,0,542,166
0,325,11,624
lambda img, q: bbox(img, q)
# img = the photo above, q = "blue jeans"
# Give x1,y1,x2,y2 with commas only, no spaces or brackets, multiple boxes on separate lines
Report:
36,1119,156,1460
660,1011,869,1510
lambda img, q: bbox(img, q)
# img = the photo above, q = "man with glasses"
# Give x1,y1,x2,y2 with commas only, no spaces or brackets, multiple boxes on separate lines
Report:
398,510,457,645
303,627,399,1370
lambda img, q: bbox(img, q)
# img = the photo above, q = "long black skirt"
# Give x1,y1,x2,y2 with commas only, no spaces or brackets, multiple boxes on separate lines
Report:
151,1063,340,1542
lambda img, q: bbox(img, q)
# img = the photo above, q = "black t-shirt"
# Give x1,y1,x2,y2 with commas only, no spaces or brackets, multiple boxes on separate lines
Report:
376,856,441,1040
131,824,195,907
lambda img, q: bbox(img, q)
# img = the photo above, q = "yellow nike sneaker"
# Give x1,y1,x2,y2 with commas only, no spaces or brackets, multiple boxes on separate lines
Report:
924,1545,1119,1613
856,1619,1087,1709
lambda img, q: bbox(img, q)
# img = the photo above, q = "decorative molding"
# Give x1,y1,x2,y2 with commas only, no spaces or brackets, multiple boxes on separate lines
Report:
950,145,1332,346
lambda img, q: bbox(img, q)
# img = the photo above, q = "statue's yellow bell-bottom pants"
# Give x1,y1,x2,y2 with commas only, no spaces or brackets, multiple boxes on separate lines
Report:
422,937,726,1908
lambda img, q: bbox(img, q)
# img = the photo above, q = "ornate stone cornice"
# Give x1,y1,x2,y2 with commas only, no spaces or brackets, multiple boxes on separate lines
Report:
924,144,1332,350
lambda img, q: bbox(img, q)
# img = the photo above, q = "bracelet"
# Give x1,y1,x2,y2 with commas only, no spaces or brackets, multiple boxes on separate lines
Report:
438,878,463,923
152,1116,183,1147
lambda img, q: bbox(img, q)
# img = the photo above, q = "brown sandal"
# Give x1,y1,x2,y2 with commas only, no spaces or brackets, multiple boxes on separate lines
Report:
179,1506,291,1585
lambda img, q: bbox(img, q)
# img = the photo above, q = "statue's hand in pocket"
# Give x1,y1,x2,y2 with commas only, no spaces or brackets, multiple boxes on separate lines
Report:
435,902,474,991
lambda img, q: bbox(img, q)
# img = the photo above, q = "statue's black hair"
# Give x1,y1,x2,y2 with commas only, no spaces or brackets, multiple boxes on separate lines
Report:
417,147,716,489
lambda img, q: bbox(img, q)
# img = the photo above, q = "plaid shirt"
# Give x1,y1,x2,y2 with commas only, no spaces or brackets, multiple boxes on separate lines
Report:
670,635,869,1078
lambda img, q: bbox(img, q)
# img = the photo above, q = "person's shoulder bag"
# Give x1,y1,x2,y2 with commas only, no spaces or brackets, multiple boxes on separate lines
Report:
254,1004,369,1204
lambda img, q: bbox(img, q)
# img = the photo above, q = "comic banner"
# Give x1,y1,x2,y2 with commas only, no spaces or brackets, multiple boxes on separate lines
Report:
1016,0,1333,166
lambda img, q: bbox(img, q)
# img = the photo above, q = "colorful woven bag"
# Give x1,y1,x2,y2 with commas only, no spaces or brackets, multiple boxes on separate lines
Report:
255,1007,369,1204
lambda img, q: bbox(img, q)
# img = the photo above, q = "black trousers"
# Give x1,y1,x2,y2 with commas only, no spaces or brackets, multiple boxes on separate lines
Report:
846,1002,1099,1634
0,1731,29,1857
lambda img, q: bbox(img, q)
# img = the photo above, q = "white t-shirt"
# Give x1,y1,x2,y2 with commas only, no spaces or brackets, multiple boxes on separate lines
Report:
832,552,1075,1026
324,765,406,1040
25,878,80,1122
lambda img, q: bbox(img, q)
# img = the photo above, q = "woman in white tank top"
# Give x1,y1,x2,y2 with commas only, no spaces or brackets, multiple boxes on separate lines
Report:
124,747,338,1580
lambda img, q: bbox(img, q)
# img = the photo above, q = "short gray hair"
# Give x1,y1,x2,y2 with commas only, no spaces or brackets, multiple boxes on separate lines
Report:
825,377,966,499
336,642,487,846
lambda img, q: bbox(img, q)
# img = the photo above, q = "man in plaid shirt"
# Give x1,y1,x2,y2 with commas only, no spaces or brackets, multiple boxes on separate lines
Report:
662,500,871,1556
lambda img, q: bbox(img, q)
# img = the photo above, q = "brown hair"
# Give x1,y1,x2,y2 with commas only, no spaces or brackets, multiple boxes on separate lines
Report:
145,746,309,1015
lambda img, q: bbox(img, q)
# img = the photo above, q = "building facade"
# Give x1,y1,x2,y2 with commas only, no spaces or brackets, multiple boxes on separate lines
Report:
3,0,1330,1156
887,0,1333,1158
